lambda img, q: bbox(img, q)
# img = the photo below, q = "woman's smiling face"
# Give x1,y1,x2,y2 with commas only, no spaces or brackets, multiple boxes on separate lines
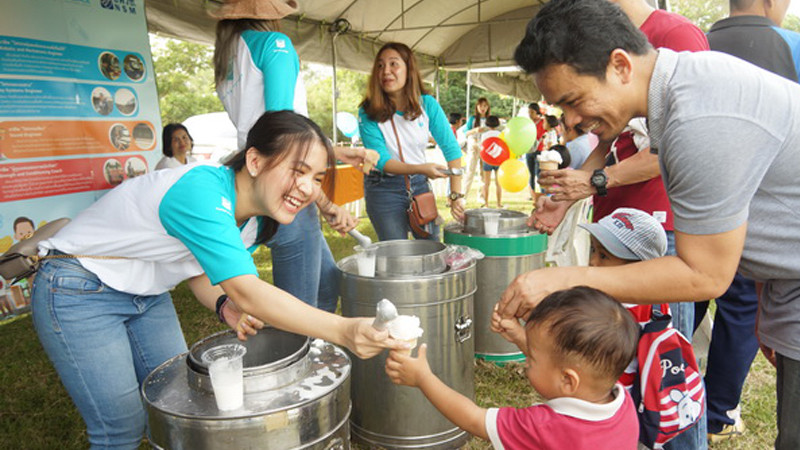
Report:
251,141,328,224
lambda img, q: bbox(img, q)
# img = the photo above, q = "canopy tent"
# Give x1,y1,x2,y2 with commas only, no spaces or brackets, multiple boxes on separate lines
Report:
145,0,545,98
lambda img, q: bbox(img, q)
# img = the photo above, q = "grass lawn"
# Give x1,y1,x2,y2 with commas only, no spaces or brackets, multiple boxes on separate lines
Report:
0,187,777,449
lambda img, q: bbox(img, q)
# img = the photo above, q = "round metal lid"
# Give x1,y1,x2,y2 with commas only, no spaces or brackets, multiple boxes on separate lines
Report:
463,208,530,235
143,333,350,419
340,239,448,278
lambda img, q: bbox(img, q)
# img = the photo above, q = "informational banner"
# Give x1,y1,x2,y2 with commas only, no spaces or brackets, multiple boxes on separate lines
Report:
0,0,161,318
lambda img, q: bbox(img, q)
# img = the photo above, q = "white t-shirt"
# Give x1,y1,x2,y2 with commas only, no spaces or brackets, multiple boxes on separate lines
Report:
40,163,261,295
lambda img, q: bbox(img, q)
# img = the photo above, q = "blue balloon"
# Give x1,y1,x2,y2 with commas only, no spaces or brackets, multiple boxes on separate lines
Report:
336,112,359,138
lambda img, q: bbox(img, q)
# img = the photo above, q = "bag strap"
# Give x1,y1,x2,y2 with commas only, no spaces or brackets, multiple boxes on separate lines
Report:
390,117,430,239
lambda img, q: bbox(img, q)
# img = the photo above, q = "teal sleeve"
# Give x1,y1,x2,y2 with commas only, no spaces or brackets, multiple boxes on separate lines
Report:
773,27,800,84
242,30,299,111
358,107,392,171
466,115,475,130
159,167,258,285
423,95,462,162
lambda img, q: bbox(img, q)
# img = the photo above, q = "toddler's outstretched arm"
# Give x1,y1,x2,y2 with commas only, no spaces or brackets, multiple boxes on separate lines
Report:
385,345,489,440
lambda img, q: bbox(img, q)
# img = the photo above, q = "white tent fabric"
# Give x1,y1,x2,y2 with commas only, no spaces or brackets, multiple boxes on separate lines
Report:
145,0,545,100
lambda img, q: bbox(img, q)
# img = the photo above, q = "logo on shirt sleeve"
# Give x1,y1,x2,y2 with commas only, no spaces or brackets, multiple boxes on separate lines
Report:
216,196,233,216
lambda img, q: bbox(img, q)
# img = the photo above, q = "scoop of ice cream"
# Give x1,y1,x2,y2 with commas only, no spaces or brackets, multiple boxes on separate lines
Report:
537,150,563,164
387,315,424,340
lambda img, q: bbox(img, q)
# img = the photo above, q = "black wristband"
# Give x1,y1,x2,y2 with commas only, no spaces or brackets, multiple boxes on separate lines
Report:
215,294,229,323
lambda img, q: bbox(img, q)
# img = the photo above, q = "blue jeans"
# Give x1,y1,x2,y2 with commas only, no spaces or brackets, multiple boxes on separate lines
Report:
663,230,707,450
364,172,439,241
31,256,187,450
525,152,538,190
776,353,800,450
694,274,758,434
267,205,339,313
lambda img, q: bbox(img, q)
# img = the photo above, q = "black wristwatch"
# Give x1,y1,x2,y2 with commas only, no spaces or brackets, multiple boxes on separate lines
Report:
448,192,465,202
590,169,608,196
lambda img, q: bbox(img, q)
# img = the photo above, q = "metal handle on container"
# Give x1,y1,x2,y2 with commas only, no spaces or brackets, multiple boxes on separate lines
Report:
454,315,473,343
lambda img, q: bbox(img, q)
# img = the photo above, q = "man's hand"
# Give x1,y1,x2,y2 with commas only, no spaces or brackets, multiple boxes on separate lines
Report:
334,147,380,174
538,168,594,202
385,344,433,387
496,267,572,320
528,196,572,235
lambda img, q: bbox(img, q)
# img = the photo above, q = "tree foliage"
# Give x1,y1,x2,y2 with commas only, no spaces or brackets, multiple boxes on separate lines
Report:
669,0,727,32
150,37,223,125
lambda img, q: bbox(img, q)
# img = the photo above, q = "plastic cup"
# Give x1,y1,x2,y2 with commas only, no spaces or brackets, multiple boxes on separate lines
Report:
483,212,501,235
202,343,247,411
354,245,376,277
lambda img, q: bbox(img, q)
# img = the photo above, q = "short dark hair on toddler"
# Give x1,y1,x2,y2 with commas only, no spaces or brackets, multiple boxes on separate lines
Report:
485,115,501,128
526,286,638,383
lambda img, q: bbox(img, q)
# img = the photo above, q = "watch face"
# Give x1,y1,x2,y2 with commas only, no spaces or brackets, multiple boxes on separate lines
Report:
592,173,604,184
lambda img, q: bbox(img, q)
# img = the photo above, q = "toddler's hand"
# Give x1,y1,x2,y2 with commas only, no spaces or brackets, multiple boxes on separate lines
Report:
491,310,526,350
385,344,432,387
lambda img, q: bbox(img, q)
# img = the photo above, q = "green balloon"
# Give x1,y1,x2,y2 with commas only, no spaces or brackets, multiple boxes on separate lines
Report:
503,116,537,156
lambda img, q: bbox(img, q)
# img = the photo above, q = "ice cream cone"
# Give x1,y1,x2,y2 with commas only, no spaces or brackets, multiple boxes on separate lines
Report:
539,161,559,171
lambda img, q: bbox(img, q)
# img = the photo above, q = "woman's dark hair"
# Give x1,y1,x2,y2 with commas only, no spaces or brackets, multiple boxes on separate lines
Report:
526,286,638,384
514,0,651,78
471,97,491,129
528,102,541,114
361,42,429,123
162,123,193,157
225,110,335,245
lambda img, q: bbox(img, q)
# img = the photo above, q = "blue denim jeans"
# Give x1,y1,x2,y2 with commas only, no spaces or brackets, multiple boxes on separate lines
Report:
694,274,758,434
31,256,187,450
776,353,800,450
364,172,439,241
663,230,707,450
267,205,339,313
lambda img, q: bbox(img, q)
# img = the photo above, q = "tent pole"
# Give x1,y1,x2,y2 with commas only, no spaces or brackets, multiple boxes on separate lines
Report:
434,60,440,101
465,70,471,120
331,34,339,144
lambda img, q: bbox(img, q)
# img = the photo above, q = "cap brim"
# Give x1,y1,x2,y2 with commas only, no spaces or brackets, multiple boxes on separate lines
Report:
579,223,639,261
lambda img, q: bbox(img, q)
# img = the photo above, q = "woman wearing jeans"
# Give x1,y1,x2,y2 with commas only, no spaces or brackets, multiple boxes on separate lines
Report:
32,112,397,449
358,42,465,241
213,0,355,312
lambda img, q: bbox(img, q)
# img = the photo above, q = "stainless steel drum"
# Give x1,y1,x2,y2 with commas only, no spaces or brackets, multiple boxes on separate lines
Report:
143,327,351,450
339,240,477,449
444,208,548,364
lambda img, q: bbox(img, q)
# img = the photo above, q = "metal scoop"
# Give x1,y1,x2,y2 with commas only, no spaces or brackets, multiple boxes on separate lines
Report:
372,298,398,331
348,229,372,248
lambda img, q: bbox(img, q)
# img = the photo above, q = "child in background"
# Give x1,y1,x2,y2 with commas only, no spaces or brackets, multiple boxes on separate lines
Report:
448,112,464,137
479,115,503,208
578,207,672,390
578,207,670,326
386,286,640,450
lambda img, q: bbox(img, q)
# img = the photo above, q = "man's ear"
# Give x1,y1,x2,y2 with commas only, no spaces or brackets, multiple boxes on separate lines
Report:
608,48,634,84
561,368,581,395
